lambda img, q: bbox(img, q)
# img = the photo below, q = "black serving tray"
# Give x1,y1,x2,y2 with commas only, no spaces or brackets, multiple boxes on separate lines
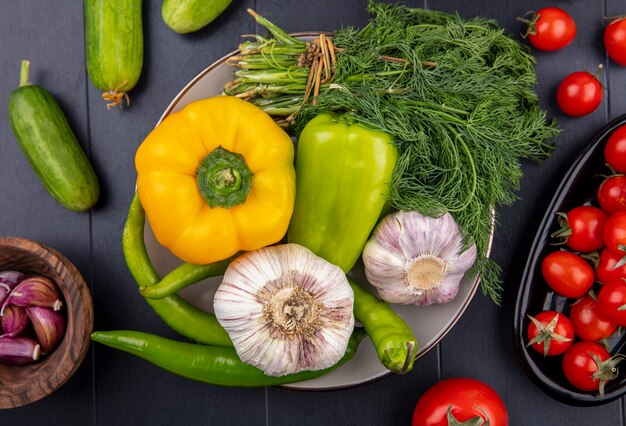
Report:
514,114,626,406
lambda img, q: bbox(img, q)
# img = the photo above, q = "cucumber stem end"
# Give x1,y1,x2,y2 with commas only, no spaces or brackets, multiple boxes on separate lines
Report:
102,90,130,110
19,60,30,87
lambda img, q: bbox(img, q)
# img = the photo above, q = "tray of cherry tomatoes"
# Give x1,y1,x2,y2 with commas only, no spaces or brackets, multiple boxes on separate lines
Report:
514,115,626,406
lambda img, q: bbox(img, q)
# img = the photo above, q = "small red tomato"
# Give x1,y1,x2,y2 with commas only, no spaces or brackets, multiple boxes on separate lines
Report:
598,175,626,214
562,341,623,397
524,7,576,51
596,248,626,283
412,378,508,426
604,125,626,173
598,280,626,326
527,311,574,356
604,17,626,66
542,251,594,298
570,295,617,341
551,206,607,252
557,71,603,117
603,212,626,260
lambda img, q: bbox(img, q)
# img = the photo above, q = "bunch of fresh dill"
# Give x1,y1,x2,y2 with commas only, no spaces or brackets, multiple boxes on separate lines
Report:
227,2,560,304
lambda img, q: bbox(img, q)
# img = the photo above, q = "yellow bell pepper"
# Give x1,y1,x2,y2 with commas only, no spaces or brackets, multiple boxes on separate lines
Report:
135,96,295,264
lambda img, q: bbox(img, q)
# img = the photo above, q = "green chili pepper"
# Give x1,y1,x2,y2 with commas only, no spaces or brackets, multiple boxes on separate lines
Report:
91,327,367,387
349,278,416,374
122,193,232,348
122,193,160,285
287,114,417,373
288,113,398,272
139,255,236,299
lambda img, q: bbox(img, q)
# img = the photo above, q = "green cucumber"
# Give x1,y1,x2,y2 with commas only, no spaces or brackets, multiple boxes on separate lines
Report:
84,0,143,108
8,61,100,212
162,0,232,34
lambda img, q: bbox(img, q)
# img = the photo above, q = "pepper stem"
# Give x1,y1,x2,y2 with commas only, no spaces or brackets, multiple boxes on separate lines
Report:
19,60,30,87
382,340,416,374
196,146,253,208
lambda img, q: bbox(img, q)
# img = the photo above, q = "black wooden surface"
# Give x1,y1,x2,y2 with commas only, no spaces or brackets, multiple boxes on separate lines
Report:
0,0,625,424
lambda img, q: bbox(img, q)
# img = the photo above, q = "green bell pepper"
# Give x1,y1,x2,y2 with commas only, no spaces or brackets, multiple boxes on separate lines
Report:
288,113,398,272
288,113,418,375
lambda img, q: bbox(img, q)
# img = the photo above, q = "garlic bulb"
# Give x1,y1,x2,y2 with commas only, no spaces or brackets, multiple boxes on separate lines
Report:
214,244,354,377
363,211,477,306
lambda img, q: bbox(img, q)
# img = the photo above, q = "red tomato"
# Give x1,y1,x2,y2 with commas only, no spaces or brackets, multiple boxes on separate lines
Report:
557,71,603,117
412,378,508,426
562,342,621,396
598,280,626,326
598,175,626,214
604,17,626,66
527,311,574,356
604,125,626,173
570,295,617,341
596,248,626,283
541,251,594,298
552,206,607,252
603,211,626,258
525,7,576,51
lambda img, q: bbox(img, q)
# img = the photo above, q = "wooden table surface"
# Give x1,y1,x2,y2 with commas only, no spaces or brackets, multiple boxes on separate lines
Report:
1,0,625,424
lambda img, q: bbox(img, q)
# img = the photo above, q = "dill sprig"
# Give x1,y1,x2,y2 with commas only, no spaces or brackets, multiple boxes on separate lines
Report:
226,2,560,304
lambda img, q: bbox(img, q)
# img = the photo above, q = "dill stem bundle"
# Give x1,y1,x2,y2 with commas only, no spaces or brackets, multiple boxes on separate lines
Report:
225,2,560,303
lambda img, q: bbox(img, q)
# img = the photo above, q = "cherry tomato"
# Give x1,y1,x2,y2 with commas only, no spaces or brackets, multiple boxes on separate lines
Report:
552,206,607,252
412,378,508,426
603,211,626,259
570,295,617,341
596,248,626,283
562,341,622,397
598,175,626,214
524,7,576,51
527,311,574,356
557,71,603,117
604,17,626,66
604,125,626,173
542,251,594,298
598,280,626,326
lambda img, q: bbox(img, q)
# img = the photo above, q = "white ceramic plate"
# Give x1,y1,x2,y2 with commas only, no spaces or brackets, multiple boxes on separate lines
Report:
144,35,493,390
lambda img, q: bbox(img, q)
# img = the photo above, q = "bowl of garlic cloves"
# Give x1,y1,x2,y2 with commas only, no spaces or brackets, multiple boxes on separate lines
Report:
0,237,93,409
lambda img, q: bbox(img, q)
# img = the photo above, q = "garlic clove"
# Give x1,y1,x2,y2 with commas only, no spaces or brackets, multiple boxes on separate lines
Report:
0,271,29,306
26,306,66,353
0,336,40,365
363,211,477,306
3,276,63,313
214,244,354,377
1,305,29,337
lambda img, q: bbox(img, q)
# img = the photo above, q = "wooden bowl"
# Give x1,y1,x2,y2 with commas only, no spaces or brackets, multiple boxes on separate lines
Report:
0,237,93,409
